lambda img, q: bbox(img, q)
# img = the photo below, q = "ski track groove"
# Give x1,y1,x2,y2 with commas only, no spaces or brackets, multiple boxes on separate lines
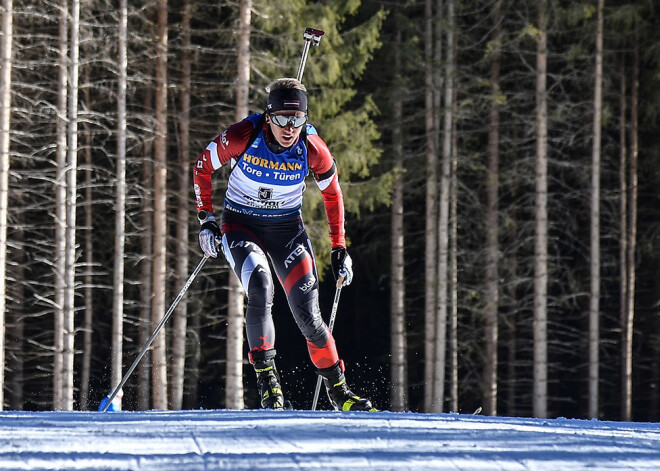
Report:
189,431,208,471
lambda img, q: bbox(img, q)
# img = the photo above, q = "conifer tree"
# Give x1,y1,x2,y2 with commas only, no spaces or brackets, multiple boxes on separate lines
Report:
253,0,388,269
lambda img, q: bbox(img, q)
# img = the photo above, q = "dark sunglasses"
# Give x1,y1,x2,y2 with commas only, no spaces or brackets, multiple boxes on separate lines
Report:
269,113,307,129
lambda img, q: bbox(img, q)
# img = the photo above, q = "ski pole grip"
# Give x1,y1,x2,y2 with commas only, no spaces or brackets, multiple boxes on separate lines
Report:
304,27,325,46
298,27,325,83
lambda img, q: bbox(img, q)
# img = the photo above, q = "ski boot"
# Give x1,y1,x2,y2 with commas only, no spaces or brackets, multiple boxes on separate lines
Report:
317,361,376,412
250,349,285,409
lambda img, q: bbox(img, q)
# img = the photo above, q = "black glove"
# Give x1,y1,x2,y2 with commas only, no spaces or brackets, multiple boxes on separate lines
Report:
331,247,353,287
198,210,222,257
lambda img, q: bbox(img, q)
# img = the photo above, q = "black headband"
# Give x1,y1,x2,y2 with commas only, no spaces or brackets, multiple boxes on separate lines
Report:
267,88,308,113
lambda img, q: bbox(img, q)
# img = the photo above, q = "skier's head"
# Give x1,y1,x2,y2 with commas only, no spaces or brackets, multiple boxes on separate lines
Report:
266,78,307,113
265,78,308,148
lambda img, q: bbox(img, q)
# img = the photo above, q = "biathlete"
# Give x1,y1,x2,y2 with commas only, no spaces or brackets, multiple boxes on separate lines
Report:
193,77,374,411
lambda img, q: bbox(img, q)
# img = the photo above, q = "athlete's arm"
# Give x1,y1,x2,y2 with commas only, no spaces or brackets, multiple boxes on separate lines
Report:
307,133,346,249
193,119,256,212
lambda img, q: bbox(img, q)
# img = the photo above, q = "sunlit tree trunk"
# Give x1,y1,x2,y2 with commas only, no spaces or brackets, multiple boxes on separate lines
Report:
588,0,603,420
622,36,639,422
79,44,94,411
0,0,13,411
483,0,502,417
151,0,169,410
53,0,68,411
226,273,245,408
390,2,407,412
533,0,548,419
111,0,128,410
225,0,251,410
62,0,80,411
170,0,192,411
432,0,454,414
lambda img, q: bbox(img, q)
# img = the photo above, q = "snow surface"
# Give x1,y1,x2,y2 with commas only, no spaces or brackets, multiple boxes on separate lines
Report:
0,409,659,470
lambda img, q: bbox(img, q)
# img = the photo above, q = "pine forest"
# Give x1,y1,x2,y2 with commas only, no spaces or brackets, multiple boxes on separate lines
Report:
0,0,659,421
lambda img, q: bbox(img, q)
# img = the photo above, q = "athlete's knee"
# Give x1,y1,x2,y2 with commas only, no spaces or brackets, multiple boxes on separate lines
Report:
289,293,326,339
304,323,330,346
245,267,274,309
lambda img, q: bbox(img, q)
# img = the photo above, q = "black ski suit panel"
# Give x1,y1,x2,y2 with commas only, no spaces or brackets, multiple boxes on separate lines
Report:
220,210,330,352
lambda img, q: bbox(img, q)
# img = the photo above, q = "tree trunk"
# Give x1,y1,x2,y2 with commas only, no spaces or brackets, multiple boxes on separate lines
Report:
184,303,201,409
0,0,12,412
78,41,94,410
79,145,93,410
483,0,502,417
588,0,603,420
423,0,439,414
505,251,518,415
62,0,80,411
170,0,192,411
53,0,68,411
448,73,458,413
138,90,154,411
224,0,251,410
390,3,407,412
618,55,629,422
7,218,24,410
505,133,521,416
533,0,549,419
432,0,454,414
79,45,93,411
111,0,128,410
151,0,169,410
623,36,639,422
226,276,245,409
434,0,443,154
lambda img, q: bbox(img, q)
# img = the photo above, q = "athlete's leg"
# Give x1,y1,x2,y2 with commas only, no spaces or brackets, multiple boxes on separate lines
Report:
220,218,275,352
267,218,339,369
266,218,374,411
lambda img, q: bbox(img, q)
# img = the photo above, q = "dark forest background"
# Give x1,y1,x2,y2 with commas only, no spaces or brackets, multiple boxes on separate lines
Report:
1,0,659,422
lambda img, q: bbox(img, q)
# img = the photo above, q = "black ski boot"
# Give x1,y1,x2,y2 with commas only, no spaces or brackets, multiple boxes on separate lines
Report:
250,349,285,409
317,361,376,412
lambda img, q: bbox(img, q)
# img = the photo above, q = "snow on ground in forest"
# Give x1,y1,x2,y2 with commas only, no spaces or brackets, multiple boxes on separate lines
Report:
0,408,659,470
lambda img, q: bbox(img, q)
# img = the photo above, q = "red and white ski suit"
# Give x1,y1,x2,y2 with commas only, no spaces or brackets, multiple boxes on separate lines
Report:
193,114,345,368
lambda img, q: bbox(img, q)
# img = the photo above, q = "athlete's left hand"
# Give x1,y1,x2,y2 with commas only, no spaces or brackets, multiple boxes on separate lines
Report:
331,247,353,287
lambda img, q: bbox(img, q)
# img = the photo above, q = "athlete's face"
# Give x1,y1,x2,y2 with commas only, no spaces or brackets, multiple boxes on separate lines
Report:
266,111,306,148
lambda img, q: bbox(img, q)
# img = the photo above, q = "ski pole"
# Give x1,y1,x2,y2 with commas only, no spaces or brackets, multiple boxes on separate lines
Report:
311,274,345,411
296,27,324,83
101,253,211,412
